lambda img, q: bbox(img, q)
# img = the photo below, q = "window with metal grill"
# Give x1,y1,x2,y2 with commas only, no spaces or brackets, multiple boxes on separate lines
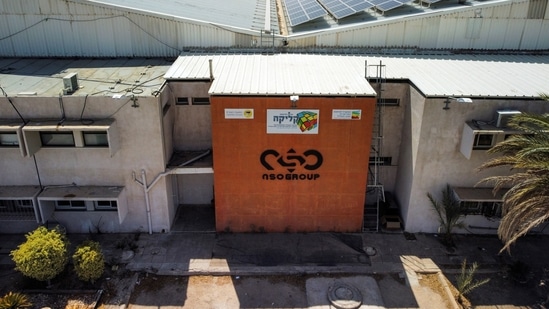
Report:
377,98,400,106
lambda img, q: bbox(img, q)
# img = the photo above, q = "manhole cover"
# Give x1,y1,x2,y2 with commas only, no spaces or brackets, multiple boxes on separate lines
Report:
328,283,362,309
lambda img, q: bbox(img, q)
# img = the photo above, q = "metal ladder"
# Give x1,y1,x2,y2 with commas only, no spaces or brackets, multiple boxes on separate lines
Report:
259,29,275,51
364,60,386,232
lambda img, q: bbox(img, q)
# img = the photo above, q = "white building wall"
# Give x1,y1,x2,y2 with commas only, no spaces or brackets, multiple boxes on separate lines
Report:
177,174,214,204
2,0,547,57
0,0,248,57
290,0,547,50
401,98,549,233
393,86,426,229
0,94,173,233
375,83,408,193
169,82,213,151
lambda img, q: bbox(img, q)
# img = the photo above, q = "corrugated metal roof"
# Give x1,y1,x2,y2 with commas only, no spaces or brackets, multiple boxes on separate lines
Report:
165,53,549,98
0,58,172,97
88,0,275,32
166,54,377,96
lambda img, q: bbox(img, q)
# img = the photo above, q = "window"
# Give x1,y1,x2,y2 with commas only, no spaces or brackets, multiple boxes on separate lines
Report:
461,201,481,214
0,133,19,146
473,134,494,149
83,131,109,147
55,200,86,210
377,98,400,106
176,97,189,105
94,200,117,211
192,97,210,105
460,201,502,218
16,200,33,209
40,132,75,147
0,199,36,219
369,156,392,166
483,202,502,217
22,119,118,156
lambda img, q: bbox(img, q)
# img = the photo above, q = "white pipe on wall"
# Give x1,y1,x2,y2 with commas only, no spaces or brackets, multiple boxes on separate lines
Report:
141,170,153,235
132,149,212,234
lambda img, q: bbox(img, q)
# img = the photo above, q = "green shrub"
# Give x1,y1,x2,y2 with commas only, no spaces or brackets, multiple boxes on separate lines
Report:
0,292,32,309
10,226,69,283
73,240,105,283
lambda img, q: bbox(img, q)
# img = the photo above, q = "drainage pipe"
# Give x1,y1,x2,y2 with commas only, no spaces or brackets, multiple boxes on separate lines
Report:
133,149,212,234
178,149,211,167
141,170,153,235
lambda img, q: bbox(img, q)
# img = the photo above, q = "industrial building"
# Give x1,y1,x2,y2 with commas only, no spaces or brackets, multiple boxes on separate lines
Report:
0,0,548,234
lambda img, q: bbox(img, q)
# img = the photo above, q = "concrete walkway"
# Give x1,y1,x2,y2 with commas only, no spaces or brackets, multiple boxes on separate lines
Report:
117,232,549,276
2,231,548,275
1,231,548,308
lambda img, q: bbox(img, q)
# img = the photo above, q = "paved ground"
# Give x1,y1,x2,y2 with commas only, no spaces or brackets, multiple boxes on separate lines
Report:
1,231,548,308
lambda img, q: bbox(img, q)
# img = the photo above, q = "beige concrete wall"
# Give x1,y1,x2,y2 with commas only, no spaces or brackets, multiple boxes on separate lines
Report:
161,86,175,163
0,93,173,233
169,82,212,151
402,98,549,233
394,86,426,229
377,83,408,192
176,174,214,204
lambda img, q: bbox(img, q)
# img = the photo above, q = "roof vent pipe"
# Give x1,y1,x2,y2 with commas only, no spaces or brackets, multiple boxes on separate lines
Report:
209,59,214,81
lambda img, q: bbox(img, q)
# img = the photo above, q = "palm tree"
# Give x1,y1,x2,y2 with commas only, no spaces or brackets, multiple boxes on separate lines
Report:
427,184,465,247
477,109,549,253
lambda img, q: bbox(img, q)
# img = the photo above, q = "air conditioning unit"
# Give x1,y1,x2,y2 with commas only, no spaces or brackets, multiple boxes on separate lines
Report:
63,73,79,93
496,110,521,128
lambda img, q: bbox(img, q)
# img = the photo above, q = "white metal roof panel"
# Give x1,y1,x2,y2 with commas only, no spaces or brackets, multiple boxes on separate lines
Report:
166,53,549,98
88,0,272,31
377,54,549,98
167,54,377,96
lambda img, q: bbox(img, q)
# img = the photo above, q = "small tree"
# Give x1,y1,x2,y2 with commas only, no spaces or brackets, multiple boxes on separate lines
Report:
455,259,490,305
0,292,32,309
427,184,465,247
73,240,105,283
10,226,69,285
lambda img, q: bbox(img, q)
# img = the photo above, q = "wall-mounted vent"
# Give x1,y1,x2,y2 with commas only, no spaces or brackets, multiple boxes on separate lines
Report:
63,73,79,94
496,110,521,128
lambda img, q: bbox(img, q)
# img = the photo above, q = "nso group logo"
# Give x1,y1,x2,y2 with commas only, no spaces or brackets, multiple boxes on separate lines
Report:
260,148,323,181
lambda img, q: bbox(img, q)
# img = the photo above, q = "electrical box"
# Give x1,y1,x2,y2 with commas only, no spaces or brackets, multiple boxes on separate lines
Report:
496,110,521,128
63,73,79,93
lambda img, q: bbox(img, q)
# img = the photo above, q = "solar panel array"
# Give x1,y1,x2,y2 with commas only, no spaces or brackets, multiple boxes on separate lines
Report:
418,0,442,7
317,0,375,19
282,0,413,26
376,0,406,11
284,0,328,26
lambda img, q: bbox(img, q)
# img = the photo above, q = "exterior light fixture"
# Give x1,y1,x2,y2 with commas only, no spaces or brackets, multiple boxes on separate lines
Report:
131,95,139,108
443,97,473,110
290,95,299,109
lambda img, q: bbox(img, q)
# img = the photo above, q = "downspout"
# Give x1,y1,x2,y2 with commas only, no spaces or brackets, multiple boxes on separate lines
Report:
179,149,211,167
141,170,153,235
132,149,212,234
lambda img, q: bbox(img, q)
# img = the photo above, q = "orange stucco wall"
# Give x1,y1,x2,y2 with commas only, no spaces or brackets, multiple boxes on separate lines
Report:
211,96,376,232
